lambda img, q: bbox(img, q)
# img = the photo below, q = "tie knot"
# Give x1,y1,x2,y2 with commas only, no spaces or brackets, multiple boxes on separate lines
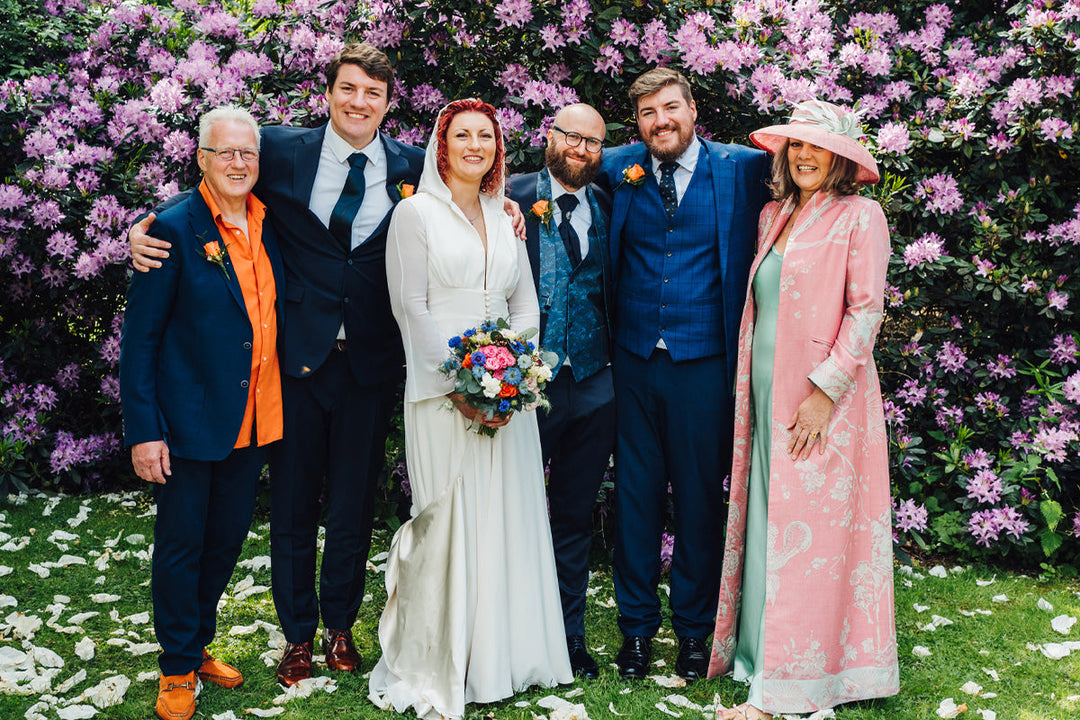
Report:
348,152,368,170
556,193,579,218
659,161,678,178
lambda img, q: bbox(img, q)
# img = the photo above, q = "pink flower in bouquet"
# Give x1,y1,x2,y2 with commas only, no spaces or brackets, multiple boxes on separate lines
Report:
483,345,517,371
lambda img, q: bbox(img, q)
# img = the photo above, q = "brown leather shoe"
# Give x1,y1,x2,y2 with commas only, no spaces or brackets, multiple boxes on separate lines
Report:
275,640,313,687
323,628,360,672
197,648,243,688
156,671,198,720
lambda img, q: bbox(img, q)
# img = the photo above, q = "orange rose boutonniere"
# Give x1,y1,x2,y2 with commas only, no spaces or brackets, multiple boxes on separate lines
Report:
397,180,415,199
530,199,553,228
617,163,646,189
202,239,230,280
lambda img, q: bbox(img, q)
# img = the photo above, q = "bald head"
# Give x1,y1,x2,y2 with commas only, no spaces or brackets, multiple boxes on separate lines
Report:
546,103,606,192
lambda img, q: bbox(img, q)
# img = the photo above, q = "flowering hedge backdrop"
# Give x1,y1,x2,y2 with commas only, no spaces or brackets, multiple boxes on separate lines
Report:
1,0,1077,567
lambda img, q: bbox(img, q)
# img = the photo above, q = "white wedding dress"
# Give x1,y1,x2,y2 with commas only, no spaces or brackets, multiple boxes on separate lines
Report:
368,118,572,720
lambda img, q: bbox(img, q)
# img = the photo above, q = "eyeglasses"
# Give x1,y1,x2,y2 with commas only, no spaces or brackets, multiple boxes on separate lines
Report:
552,126,603,153
200,146,259,162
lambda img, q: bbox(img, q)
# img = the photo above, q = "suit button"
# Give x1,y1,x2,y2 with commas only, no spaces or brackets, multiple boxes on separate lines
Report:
347,259,354,265
667,251,673,257
661,303,667,309
343,297,350,303
241,380,249,388
663,277,669,283
243,342,252,350
660,326,666,332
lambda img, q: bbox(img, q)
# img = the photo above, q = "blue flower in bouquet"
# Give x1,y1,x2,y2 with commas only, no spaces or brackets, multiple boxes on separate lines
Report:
470,350,487,367
503,366,523,385
441,356,461,372
481,320,499,332
517,354,533,369
472,366,485,379
463,328,477,337
498,399,511,413
448,335,462,348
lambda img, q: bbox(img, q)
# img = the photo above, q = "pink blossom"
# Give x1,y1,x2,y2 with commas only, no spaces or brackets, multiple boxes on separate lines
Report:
915,173,964,215
1039,117,1074,142
1048,289,1069,311
902,232,945,268
593,45,623,77
1064,371,1080,404
876,121,911,155
483,346,517,371
493,0,532,30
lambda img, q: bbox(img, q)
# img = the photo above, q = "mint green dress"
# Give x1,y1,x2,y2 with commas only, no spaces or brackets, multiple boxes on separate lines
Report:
731,246,782,705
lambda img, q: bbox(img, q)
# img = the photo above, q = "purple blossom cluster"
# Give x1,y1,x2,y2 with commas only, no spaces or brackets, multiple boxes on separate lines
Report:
968,507,1031,547
893,498,928,534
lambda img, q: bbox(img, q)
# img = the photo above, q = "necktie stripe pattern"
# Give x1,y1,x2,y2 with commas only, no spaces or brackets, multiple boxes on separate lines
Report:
556,194,582,267
329,152,368,244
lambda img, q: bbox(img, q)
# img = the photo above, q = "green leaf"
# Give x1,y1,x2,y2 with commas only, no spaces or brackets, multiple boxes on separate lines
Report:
1041,499,1064,531
1040,528,1064,557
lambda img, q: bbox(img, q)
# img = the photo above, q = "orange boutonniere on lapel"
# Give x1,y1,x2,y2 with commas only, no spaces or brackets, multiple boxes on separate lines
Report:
396,180,415,199
617,163,646,189
530,199,553,228
202,239,231,280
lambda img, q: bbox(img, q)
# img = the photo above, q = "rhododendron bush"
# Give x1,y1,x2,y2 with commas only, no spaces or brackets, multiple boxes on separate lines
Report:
1,0,1077,565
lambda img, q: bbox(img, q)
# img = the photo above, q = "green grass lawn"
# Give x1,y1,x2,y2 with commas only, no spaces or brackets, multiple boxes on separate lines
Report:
2,490,1079,720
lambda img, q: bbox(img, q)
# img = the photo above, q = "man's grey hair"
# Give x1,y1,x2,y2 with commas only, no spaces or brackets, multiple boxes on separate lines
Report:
198,106,261,149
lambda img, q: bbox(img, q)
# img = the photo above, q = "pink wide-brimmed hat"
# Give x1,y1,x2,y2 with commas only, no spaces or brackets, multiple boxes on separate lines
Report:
750,100,880,184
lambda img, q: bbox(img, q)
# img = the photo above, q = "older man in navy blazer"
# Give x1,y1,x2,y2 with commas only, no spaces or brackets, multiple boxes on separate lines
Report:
509,103,615,679
129,44,425,686
597,68,769,682
121,106,286,720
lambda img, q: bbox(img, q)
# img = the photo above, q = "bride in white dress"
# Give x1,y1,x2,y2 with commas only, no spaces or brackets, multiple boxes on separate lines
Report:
368,99,572,719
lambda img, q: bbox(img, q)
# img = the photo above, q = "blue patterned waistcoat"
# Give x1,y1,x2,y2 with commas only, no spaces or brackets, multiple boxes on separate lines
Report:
615,145,724,362
536,171,611,382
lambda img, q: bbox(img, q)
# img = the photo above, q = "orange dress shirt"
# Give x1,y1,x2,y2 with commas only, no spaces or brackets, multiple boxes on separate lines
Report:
198,181,283,449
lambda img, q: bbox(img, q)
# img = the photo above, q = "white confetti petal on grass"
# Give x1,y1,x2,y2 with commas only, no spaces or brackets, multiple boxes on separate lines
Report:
212,712,241,720
137,671,158,682
125,611,150,625
75,638,95,661
929,565,947,578
27,564,50,578
595,597,617,608
1038,598,1054,612
56,668,87,694
48,530,79,543
2,537,31,552
89,594,120,604
3,612,42,639
1051,615,1077,635
931,615,953,627
608,702,627,716
982,667,999,681
246,709,285,717
912,646,932,657
515,701,531,707
563,687,584,698
124,534,145,545
56,706,96,719
1040,643,1071,659
54,555,87,567
32,646,64,668
66,505,91,528
271,675,337,704
653,659,667,667
0,594,16,609
960,681,983,695
236,555,272,572
913,604,930,613
619,687,631,694
976,710,996,720
648,674,687,688
935,698,965,718
976,577,995,586
68,612,99,625
74,674,131,708
655,701,681,717
0,565,13,576
991,594,1008,603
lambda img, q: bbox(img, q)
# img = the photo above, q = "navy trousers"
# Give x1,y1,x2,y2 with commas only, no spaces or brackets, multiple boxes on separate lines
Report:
269,349,398,642
539,365,616,638
612,346,732,640
152,445,262,676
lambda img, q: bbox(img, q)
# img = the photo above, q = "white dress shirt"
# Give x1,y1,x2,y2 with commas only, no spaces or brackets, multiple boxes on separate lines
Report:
309,123,392,250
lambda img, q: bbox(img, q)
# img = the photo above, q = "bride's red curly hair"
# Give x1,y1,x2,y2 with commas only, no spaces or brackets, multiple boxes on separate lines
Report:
435,98,505,195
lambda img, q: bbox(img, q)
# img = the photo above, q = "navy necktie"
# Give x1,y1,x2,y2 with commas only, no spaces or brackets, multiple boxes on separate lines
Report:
329,152,368,245
556,194,582,267
659,161,679,220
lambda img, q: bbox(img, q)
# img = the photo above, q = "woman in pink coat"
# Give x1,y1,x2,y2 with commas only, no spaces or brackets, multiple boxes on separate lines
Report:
710,101,899,720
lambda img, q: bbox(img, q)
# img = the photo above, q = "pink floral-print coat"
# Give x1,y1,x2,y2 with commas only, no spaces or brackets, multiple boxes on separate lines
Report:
708,191,899,713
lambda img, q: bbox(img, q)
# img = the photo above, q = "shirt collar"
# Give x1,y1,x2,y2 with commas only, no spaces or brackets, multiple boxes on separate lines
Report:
546,168,586,204
650,135,701,177
325,123,384,167
198,178,266,223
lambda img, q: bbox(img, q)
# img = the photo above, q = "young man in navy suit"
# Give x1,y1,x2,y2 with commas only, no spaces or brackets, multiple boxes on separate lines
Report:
129,44,425,685
120,107,286,720
597,68,770,681
509,103,615,679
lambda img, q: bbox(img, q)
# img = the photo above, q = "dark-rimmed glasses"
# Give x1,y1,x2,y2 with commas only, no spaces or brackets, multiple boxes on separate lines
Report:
200,146,259,162
552,126,603,153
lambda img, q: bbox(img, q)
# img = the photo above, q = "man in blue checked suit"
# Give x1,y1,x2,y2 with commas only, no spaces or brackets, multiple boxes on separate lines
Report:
596,67,770,682
508,103,615,679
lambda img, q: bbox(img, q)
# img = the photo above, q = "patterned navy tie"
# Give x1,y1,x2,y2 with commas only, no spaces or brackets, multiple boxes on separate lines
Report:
659,161,679,220
329,152,368,245
556,194,582,267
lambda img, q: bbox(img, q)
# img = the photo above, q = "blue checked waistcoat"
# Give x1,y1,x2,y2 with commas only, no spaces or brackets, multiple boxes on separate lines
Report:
615,143,725,362
514,170,612,382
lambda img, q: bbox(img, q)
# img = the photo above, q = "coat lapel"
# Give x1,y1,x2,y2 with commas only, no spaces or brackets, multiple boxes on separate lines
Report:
706,140,737,283
187,191,247,314
291,125,325,208
609,145,650,283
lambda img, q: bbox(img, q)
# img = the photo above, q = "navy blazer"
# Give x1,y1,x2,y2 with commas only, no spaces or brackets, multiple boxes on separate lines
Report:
598,139,769,390
255,125,425,385
120,190,286,462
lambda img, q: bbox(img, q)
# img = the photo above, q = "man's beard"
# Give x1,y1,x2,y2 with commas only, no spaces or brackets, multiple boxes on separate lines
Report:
644,122,694,163
546,144,602,190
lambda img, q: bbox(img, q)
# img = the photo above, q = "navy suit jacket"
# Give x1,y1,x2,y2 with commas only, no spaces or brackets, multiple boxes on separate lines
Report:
508,169,613,340
120,190,286,462
598,139,769,390
255,125,425,385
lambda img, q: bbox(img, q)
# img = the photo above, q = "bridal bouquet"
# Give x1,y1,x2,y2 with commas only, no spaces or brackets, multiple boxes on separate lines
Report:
440,318,558,436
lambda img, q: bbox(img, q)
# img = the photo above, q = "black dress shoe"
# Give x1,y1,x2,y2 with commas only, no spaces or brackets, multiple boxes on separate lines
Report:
675,636,709,681
566,636,599,679
616,635,651,680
